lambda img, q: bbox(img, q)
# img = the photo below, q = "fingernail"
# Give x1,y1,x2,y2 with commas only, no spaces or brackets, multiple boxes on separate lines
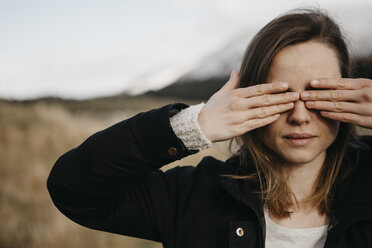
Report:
302,92,310,98
230,69,235,80
273,114,280,118
306,101,314,106
286,103,294,107
291,92,299,99
280,82,288,89
311,80,320,86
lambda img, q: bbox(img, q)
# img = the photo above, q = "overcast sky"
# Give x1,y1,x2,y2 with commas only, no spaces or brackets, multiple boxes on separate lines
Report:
1,0,371,100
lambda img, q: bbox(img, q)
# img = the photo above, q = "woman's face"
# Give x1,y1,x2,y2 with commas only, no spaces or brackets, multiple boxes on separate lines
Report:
262,41,341,166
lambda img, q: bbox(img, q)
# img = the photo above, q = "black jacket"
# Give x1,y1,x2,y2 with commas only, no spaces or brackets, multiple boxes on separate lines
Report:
47,103,372,248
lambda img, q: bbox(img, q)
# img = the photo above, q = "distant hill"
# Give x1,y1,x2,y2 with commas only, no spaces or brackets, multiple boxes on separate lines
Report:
351,55,372,79
1,94,199,116
128,32,251,101
145,75,228,102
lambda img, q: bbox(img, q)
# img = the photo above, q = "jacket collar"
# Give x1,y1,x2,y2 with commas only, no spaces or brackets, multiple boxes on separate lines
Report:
218,155,264,218
220,176,264,218
218,152,372,231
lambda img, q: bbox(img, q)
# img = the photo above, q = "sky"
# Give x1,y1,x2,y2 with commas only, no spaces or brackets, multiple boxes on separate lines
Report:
1,0,371,100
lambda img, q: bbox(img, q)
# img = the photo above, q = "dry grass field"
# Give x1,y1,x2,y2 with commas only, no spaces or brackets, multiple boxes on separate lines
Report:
0,98,233,248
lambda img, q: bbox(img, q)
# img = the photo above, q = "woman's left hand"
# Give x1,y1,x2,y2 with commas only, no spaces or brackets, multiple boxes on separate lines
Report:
301,78,372,129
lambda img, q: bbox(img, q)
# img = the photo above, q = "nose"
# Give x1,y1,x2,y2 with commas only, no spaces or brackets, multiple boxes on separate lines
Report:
287,99,311,125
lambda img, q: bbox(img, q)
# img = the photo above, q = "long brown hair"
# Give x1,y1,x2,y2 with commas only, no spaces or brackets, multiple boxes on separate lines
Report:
225,9,358,217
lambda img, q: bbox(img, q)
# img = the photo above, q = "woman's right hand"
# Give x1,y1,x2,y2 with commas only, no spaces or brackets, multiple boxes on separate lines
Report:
197,70,299,143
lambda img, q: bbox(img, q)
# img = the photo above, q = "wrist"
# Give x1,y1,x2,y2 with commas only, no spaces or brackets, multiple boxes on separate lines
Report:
170,102,214,151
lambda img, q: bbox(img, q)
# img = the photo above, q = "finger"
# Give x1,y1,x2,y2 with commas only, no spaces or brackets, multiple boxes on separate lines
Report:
218,69,240,93
246,92,299,108
305,101,368,114
320,111,372,128
241,114,281,132
301,89,361,102
234,82,289,98
310,78,371,90
246,103,294,119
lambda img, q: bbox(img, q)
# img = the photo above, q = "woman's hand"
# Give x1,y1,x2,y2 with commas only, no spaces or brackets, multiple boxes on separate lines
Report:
197,70,299,143
301,78,372,129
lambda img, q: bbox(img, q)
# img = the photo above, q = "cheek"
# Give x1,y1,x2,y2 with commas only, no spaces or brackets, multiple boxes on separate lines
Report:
260,120,282,148
318,116,340,143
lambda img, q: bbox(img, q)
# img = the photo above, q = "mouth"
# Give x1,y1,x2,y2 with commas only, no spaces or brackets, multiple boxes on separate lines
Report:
283,133,316,146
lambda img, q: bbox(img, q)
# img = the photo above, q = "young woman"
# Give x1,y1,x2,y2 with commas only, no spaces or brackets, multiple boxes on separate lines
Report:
47,9,372,248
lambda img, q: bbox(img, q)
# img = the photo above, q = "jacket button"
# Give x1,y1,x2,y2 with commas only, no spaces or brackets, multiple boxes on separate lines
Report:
236,227,244,237
168,147,178,156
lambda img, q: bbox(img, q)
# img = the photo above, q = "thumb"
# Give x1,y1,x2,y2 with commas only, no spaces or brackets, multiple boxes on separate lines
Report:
219,69,239,93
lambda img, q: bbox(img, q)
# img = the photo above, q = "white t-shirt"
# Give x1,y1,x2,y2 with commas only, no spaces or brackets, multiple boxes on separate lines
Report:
264,210,328,248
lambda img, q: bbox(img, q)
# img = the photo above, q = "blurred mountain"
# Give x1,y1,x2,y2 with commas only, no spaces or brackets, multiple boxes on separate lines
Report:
351,55,372,79
146,34,251,101
123,29,372,102
174,33,252,83
123,32,253,101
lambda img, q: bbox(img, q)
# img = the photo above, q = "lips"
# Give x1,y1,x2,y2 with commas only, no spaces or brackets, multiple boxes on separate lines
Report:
283,133,316,146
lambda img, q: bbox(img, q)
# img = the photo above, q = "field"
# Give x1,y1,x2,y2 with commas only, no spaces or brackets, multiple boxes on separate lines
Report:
0,97,234,248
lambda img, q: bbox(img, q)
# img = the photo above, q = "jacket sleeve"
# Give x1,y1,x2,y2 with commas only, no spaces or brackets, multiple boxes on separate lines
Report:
47,103,199,242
